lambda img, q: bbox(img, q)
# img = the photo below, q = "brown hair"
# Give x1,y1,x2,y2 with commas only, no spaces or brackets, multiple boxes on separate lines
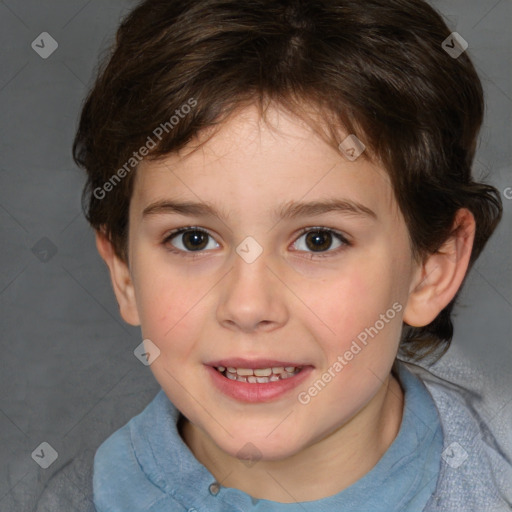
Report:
73,0,503,360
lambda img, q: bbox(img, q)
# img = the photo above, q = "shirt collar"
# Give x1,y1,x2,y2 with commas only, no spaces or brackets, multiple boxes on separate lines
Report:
129,361,443,511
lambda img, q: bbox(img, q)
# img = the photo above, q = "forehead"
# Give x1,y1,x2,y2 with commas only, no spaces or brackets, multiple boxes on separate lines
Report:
131,104,398,222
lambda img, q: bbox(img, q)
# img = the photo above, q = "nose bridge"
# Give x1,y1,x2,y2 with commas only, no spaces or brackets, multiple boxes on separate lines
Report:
216,238,288,332
233,240,271,285
229,238,275,301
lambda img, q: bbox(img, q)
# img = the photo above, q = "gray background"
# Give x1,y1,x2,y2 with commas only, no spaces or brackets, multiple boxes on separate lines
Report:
0,0,510,510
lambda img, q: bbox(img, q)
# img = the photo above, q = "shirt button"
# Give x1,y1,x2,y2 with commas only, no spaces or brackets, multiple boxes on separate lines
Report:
209,482,221,496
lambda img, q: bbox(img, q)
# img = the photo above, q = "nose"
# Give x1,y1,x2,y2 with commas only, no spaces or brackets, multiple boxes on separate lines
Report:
216,248,289,334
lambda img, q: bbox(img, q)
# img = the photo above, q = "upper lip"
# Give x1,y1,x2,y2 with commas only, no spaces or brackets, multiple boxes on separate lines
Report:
205,358,311,369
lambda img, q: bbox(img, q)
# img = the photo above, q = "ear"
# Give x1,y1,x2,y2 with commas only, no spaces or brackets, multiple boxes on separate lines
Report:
403,208,476,327
95,230,140,326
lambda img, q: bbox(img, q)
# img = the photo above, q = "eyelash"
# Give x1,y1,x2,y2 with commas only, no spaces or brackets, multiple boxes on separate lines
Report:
162,226,352,259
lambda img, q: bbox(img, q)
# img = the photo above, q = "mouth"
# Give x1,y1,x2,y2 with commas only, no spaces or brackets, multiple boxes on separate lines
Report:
214,365,302,383
205,359,313,403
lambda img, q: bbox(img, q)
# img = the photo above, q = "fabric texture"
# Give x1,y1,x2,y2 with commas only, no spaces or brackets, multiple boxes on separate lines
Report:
33,361,512,511
91,362,512,512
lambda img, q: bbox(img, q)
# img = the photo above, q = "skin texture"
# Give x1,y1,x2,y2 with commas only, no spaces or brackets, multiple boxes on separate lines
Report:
96,104,476,503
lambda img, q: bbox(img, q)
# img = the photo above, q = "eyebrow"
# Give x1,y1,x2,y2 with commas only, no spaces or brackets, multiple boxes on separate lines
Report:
142,198,377,221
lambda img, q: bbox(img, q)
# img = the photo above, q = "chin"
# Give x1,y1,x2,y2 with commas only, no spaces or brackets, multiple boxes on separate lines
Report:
214,432,306,463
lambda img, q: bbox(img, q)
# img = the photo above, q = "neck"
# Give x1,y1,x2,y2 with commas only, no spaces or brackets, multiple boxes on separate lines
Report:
180,373,404,503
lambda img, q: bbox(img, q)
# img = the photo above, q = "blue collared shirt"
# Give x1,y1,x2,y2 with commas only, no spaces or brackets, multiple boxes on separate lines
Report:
93,363,443,511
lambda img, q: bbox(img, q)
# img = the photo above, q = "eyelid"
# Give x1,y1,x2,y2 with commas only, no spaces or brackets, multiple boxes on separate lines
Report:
294,226,351,244
163,226,215,241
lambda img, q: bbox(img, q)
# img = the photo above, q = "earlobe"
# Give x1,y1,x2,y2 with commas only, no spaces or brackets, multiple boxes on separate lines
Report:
95,230,141,326
403,209,476,327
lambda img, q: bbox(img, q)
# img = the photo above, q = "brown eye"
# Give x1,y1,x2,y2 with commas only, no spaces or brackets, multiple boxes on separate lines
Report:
292,228,350,256
181,230,209,251
304,230,333,251
165,228,219,252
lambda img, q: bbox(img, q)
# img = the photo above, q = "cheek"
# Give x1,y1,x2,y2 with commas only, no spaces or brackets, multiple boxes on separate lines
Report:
299,272,403,424
308,265,397,335
133,263,209,360
301,259,405,380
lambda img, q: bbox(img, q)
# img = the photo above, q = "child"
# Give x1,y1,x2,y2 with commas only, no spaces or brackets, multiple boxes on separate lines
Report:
72,0,511,510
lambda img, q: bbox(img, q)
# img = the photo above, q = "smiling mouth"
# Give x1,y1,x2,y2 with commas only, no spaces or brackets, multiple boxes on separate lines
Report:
215,365,302,383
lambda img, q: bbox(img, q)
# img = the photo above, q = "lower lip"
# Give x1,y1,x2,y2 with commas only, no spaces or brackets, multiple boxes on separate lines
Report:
205,365,314,403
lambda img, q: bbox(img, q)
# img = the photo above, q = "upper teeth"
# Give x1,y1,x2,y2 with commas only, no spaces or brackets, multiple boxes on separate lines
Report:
218,366,298,376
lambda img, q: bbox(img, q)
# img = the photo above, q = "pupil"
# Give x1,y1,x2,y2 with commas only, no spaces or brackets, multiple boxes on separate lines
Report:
184,230,208,251
306,231,331,251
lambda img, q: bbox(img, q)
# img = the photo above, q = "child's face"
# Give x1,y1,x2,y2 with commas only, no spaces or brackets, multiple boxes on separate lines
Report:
125,104,418,460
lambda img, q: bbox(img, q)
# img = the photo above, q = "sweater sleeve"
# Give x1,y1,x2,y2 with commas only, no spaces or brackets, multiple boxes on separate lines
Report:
416,365,512,512
33,447,96,512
